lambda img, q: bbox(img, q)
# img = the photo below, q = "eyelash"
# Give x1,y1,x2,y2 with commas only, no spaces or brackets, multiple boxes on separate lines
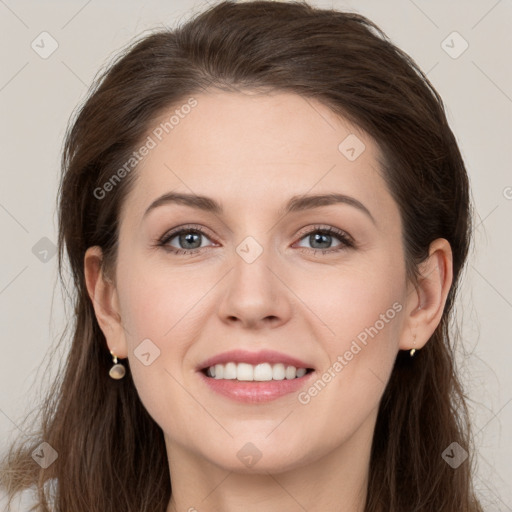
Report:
156,224,355,257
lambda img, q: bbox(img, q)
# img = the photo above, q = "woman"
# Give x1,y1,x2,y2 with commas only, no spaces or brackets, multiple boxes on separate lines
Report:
0,1,483,510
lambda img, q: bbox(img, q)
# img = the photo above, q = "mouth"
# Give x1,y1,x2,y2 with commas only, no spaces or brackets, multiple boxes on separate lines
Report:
200,362,315,381
196,349,316,402
198,364,316,403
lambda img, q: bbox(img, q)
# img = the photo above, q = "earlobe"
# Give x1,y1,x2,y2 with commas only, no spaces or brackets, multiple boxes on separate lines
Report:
84,246,128,358
400,238,453,351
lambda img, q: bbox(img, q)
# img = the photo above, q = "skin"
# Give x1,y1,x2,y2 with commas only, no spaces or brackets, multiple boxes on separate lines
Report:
84,90,453,512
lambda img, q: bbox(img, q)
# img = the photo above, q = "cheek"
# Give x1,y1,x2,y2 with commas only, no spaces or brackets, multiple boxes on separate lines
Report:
117,257,202,340
293,258,404,436
115,257,218,392
309,258,405,354
114,267,202,433
300,261,403,392
119,282,170,341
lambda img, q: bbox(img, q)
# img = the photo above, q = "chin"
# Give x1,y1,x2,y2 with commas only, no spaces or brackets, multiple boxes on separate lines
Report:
199,439,316,475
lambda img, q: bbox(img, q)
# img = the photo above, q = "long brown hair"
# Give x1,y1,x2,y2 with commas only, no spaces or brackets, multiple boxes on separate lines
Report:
0,1,482,510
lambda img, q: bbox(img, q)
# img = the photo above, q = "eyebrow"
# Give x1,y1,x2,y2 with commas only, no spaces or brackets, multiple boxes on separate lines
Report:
143,191,376,224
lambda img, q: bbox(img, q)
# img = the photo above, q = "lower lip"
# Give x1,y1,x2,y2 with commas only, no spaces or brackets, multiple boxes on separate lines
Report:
198,370,316,403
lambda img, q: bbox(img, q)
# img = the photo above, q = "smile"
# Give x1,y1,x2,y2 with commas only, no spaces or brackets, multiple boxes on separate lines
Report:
203,362,313,381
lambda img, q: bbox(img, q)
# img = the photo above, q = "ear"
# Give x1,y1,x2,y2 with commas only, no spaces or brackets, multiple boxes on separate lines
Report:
84,246,128,358
399,238,453,351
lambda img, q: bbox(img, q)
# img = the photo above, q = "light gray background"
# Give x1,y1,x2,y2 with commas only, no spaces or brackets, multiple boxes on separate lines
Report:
0,0,511,509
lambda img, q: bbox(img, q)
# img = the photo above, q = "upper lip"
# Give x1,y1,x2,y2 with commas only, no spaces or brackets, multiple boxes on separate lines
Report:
197,349,314,371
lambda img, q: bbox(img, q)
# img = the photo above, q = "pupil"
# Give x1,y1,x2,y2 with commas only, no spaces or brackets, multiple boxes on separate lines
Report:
312,233,331,249
181,232,201,249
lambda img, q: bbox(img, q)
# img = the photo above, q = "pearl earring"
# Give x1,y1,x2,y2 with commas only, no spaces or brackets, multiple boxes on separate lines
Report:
109,350,126,379
410,333,417,357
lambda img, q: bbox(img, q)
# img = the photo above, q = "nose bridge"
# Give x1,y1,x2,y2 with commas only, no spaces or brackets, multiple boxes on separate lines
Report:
217,231,291,327
232,232,278,301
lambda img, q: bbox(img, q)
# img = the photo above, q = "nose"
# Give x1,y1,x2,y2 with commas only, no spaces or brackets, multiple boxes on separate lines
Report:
217,246,293,330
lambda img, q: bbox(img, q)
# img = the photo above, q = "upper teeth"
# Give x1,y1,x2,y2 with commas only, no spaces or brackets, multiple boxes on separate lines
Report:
207,362,308,381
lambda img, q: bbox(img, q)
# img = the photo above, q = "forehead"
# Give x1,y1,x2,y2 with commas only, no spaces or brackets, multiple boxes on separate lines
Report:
122,90,394,222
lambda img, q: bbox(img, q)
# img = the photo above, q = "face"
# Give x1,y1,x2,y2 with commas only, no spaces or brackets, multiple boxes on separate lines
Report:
102,90,415,473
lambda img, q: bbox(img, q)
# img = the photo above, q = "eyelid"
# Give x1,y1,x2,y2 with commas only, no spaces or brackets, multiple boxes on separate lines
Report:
294,224,355,245
159,223,216,243
157,223,355,254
